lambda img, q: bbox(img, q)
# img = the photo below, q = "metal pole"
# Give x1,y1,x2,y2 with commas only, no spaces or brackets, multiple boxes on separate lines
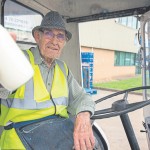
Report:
120,114,140,150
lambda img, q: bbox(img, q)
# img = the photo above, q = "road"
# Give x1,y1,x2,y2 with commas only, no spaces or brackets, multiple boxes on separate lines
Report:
92,89,149,150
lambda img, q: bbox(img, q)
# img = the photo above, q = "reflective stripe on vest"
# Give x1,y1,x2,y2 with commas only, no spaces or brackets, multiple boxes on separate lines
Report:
2,73,68,109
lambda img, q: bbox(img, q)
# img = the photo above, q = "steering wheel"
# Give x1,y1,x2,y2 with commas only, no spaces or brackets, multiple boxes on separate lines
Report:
91,86,150,119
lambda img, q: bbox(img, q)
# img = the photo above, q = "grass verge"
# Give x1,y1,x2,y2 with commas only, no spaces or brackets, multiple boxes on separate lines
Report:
93,75,142,92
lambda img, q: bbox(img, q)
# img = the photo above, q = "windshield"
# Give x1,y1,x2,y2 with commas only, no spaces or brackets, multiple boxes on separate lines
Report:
4,0,42,43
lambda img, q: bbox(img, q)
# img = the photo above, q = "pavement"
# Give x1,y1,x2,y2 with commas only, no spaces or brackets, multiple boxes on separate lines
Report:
92,89,149,150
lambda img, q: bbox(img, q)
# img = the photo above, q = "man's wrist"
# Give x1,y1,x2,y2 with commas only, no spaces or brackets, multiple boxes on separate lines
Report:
77,111,91,118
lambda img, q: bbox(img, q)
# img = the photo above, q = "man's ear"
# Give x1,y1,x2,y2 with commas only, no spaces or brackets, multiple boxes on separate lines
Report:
33,30,40,43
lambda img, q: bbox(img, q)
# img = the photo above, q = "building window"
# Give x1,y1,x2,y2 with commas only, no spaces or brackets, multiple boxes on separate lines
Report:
115,51,136,66
116,16,140,29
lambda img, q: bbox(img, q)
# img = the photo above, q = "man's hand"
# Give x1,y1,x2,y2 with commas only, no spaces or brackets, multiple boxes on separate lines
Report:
9,32,17,41
73,112,95,150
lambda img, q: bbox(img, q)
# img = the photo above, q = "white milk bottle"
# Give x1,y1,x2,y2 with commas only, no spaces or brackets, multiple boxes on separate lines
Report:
0,25,34,91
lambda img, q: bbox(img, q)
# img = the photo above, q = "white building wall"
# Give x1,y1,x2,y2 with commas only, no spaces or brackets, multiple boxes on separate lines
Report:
79,19,138,53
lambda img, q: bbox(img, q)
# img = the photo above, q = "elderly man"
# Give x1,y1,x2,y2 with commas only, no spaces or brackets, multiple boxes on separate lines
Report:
0,11,96,150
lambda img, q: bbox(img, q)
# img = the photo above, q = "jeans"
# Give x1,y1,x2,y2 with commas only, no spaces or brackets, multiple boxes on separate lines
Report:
16,117,74,150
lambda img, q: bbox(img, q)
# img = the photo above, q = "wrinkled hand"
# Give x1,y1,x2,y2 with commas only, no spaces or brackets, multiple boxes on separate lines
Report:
73,112,95,150
9,32,17,41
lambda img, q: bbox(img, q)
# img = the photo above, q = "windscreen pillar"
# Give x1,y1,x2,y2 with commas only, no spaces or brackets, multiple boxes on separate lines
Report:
60,22,82,85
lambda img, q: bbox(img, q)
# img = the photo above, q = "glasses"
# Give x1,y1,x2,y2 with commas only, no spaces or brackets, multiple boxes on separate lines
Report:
40,29,67,42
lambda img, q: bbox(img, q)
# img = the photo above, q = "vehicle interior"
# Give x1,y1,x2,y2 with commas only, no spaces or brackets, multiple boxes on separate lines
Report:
1,0,150,149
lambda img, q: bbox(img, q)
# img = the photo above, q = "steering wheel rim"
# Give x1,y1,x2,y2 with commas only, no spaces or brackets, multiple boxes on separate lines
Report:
91,86,150,119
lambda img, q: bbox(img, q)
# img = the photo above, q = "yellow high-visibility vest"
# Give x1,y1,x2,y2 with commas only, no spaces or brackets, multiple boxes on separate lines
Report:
0,49,69,149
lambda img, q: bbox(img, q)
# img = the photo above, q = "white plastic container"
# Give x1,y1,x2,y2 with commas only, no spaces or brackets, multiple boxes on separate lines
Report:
0,25,34,91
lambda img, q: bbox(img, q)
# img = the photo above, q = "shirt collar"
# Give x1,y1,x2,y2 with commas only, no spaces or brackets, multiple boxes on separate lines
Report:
31,46,56,67
31,46,43,65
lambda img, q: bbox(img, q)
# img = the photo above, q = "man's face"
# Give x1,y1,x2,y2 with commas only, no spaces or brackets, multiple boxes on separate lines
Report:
35,28,67,60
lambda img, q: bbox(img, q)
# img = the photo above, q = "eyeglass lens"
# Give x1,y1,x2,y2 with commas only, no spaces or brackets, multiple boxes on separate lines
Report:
43,30,66,42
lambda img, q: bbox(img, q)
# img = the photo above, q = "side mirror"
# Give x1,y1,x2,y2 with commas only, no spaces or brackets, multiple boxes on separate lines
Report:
134,28,141,47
